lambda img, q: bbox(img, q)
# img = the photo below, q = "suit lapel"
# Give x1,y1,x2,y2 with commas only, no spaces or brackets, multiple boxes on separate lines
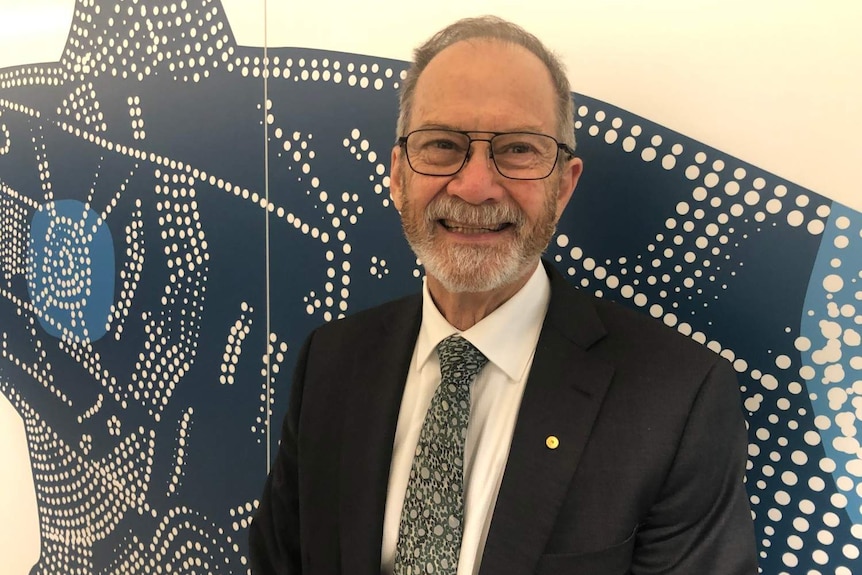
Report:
338,296,422,575
333,265,613,574
479,264,614,575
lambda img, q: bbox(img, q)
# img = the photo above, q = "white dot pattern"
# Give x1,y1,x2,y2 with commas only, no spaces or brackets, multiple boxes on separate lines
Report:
167,407,193,496
0,2,859,573
255,332,284,443
220,303,252,386
552,97,860,573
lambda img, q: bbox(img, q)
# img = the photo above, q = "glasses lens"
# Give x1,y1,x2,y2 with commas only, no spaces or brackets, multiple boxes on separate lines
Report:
491,133,558,179
406,130,470,176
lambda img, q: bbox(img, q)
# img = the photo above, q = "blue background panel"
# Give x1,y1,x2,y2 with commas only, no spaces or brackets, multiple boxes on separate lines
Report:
0,1,860,573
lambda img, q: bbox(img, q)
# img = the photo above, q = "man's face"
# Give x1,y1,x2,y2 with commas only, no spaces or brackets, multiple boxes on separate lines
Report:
390,39,582,294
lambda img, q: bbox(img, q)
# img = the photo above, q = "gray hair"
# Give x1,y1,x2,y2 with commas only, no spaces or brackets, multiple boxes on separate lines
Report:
396,15,576,149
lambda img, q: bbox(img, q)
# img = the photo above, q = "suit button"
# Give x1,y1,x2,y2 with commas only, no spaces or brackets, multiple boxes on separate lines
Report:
545,435,559,449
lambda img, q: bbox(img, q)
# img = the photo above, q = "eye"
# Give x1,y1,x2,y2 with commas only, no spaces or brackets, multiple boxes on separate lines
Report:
431,139,454,149
495,140,539,156
407,131,469,168
503,142,535,154
424,136,464,152
493,133,557,161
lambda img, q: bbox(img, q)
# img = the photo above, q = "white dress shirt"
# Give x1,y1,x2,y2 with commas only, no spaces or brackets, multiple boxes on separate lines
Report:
381,261,551,575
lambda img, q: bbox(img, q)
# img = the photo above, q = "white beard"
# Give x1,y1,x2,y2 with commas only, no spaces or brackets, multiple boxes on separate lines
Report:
399,192,558,293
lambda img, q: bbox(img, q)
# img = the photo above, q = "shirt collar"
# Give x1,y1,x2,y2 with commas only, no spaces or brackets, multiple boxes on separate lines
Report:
416,261,551,381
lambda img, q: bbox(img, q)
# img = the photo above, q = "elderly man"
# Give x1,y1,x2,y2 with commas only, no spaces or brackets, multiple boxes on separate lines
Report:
250,15,758,575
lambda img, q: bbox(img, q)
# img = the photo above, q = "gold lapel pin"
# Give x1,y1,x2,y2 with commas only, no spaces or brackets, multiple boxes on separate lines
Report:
545,435,560,450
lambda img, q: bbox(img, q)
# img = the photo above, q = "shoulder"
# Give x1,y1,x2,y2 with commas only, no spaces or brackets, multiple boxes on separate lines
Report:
546,263,725,377
593,296,716,362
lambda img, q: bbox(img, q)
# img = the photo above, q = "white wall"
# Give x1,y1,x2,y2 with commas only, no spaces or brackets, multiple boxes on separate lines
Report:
244,0,862,212
0,396,41,575
3,1,858,209
0,0,72,69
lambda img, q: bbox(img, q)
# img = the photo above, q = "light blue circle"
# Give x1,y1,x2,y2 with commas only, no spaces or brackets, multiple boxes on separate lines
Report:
801,204,862,526
27,199,115,341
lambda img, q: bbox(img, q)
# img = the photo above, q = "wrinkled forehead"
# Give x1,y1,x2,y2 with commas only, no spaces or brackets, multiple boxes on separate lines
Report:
415,38,555,95
411,39,558,132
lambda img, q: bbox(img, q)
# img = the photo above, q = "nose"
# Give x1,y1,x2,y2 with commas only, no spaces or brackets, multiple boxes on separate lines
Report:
445,141,505,204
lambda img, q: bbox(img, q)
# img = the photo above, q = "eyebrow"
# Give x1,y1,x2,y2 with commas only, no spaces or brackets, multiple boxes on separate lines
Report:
415,122,548,134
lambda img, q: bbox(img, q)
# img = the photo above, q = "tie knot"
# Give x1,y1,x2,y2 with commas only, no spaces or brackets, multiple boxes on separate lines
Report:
437,334,488,386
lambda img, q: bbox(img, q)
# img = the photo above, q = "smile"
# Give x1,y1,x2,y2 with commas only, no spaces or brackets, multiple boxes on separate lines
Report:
439,220,512,234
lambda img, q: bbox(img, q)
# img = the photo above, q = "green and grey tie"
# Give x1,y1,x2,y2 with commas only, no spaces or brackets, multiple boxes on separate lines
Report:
394,334,489,575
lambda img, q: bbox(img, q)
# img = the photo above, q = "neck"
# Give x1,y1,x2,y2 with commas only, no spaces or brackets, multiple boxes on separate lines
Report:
426,264,536,331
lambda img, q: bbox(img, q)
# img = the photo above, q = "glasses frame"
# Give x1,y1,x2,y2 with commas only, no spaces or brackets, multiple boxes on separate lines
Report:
397,128,576,181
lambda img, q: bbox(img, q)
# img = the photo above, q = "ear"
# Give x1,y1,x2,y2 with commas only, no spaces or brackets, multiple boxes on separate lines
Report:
554,156,583,219
390,145,404,213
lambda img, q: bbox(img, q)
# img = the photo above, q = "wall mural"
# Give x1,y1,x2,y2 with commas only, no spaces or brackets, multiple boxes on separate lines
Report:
0,0,860,573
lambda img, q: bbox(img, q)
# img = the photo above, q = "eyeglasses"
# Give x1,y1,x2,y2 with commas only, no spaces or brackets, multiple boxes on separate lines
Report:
397,129,575,181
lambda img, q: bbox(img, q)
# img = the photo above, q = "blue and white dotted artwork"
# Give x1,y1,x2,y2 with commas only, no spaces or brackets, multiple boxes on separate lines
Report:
0,1,860,573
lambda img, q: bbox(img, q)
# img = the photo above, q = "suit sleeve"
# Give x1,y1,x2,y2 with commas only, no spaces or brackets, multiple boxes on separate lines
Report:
633,358,759,574
248,333,314,575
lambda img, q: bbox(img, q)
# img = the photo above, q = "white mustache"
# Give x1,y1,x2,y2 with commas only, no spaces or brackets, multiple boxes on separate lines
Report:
423,196,525,228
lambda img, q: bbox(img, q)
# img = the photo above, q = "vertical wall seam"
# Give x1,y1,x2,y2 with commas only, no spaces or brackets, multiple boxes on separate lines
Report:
263,0,272,473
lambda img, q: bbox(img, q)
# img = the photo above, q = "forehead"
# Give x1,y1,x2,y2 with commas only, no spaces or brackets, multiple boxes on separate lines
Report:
411,39,557,133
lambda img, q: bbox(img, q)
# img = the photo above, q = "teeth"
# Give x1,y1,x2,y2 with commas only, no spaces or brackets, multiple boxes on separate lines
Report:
449,226,492,234
442,220,507,233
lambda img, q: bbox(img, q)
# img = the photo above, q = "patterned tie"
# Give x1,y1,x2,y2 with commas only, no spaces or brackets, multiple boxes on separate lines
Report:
394,334,488,575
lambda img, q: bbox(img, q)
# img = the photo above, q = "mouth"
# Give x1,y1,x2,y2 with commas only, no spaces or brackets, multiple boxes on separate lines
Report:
438,219,513,234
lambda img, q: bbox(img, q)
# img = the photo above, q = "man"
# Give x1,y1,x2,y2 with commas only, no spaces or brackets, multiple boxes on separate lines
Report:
250,15,758,575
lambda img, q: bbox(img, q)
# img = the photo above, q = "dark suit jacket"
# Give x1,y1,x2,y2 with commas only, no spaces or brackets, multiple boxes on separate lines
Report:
250,262,758,574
